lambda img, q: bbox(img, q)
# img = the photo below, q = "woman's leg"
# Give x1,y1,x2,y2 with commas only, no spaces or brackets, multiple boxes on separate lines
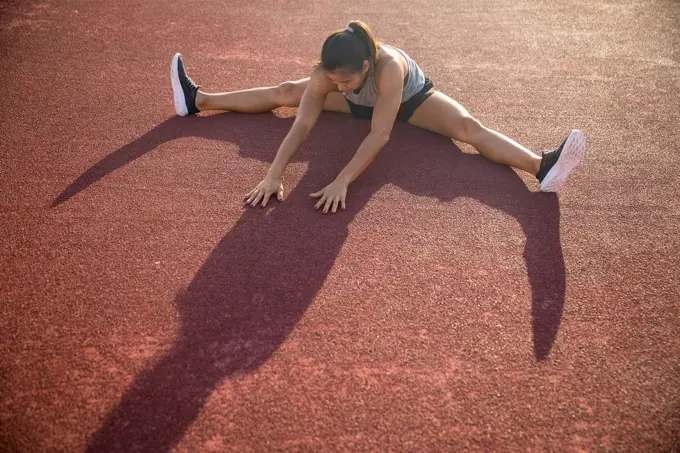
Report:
196,79,351,114
196,79,308,113
171,53,350,115
407,91,541,175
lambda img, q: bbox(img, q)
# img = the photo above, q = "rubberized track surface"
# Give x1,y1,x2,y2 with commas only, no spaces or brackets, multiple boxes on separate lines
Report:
1,0,679,451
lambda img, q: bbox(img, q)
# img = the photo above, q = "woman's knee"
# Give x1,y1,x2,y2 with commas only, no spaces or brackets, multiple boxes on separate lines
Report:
455,115,485,144
276,81,302,107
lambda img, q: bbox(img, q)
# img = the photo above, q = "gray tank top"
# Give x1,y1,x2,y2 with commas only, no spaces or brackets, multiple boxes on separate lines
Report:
343,44,426,107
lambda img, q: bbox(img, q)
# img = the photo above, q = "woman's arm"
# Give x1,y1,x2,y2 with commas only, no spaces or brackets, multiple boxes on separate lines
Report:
335,60,403,184
267,70,334,179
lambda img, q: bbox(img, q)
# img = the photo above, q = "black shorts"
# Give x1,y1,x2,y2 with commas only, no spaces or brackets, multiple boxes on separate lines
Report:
345,77,435,122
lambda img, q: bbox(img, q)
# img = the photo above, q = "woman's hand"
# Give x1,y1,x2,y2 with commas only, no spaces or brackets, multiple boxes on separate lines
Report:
244,175,284,207
310,179,348,214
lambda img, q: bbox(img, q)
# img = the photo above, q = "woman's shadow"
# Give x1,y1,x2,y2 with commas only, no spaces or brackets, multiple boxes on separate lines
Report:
60,113,564,452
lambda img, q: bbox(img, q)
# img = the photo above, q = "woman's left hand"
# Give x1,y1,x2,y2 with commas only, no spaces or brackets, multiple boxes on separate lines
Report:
310,179,348,214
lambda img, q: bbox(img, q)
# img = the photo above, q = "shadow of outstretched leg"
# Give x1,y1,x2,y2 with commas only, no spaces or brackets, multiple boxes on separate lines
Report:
383,127,567,361
521,195,564,361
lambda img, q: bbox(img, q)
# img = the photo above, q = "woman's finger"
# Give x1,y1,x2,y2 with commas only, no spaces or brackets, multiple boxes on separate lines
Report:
277,186,284,201
315,194,326,210
262,191,272,207
332,198,339,213
310,189,324,198
250,190,264,207
341,195,346,210
323,197,333,214
245,190,258,205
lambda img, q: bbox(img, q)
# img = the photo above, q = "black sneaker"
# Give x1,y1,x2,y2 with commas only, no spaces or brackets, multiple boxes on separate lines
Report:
537,130,586,192
170,53,200,116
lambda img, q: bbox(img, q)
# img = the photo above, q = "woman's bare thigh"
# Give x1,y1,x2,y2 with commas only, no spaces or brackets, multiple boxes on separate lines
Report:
407,90,471,139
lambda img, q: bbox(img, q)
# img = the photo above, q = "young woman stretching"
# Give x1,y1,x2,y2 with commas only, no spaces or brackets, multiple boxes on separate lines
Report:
170,21,586,214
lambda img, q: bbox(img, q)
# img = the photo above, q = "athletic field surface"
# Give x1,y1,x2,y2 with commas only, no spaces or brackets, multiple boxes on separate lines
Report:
1,0,678,451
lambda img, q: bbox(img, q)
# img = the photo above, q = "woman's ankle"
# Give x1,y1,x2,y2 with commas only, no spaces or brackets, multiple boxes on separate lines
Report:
195,90,208,110
530,154,542,176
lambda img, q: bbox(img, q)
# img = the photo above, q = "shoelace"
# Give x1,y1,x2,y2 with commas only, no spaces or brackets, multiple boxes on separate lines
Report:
183,74,198,91
544,148,560,168
537,148,560,181
179,59,198,90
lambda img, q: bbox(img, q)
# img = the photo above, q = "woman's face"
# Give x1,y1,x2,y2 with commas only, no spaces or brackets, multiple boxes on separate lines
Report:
325,61,370,94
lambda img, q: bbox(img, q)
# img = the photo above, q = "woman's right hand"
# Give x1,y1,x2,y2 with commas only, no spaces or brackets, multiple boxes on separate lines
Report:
244,175,284,207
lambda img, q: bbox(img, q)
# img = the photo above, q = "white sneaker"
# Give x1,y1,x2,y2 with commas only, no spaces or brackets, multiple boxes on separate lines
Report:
170,53,201,116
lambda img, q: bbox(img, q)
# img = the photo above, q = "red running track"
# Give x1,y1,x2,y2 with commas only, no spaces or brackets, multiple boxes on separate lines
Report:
1,0,679,451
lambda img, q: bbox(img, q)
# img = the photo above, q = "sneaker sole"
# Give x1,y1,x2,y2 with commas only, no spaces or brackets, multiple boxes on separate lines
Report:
170,53,188,117
539,130,586,192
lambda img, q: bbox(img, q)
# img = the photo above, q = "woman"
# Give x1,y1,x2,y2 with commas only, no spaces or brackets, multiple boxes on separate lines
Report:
170,21,586,214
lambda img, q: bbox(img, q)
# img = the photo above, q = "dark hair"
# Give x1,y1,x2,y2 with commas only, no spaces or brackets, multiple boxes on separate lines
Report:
315,21,382,73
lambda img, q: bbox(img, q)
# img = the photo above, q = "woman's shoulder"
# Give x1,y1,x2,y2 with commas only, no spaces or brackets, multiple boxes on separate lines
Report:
378,44,397,62
375,45,408,80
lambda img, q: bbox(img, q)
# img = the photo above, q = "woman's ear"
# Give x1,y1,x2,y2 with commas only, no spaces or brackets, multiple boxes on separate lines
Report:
362,60,370,73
